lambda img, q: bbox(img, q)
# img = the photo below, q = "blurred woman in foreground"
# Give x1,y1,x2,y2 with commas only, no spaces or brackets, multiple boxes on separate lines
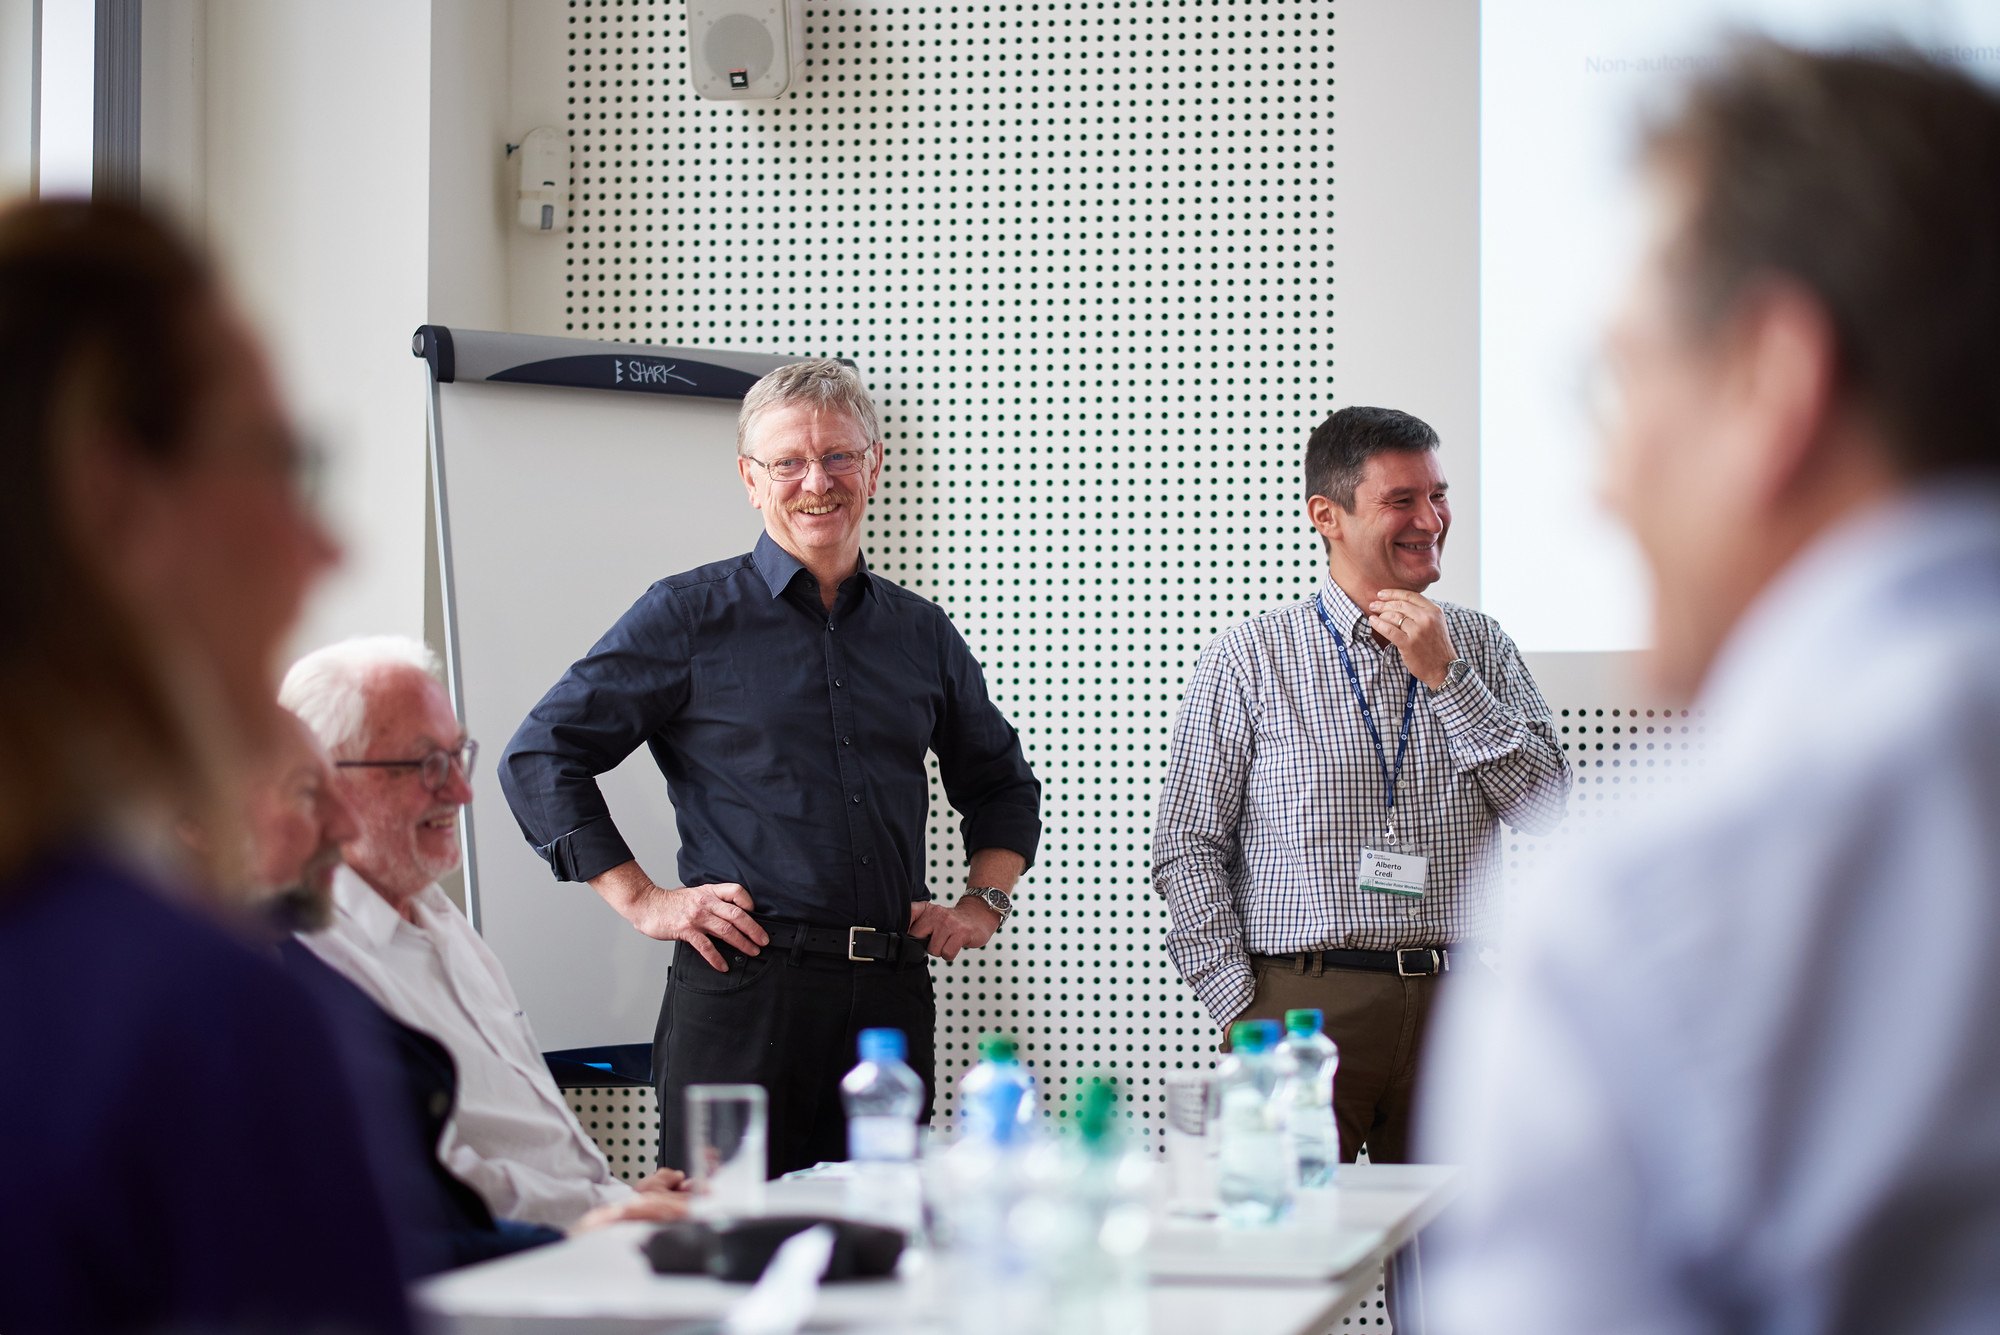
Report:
0,200,410,1333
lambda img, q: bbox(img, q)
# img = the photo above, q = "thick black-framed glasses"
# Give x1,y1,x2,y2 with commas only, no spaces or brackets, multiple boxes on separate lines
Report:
744,447,872,482
335,740,479,793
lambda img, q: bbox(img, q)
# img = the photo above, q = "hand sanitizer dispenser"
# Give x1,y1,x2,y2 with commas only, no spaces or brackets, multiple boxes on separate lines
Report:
514,127,565,232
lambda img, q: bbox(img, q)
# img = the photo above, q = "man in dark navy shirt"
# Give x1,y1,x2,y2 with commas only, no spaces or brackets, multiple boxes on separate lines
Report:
500,360,1041,1175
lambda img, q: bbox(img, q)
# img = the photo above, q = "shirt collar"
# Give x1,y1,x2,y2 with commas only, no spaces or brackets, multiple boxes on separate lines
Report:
751,529,878,604
1703,480,2000,725
328,863,408,950
1316,577,1373,647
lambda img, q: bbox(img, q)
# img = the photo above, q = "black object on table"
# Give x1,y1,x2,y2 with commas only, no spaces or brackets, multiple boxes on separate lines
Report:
643,1217,905,1283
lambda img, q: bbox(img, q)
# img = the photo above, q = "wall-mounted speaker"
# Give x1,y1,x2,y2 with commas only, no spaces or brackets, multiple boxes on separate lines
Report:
689,0,804,102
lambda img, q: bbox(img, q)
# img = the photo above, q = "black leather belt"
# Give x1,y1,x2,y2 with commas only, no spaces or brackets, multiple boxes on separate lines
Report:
1253,947,1453,978
751,915,928,966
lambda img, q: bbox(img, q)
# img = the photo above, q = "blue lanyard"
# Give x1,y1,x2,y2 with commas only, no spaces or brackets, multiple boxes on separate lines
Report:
1313,590,1419,830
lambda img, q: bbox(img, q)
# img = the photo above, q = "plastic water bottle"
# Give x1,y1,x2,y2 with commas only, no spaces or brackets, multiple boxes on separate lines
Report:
957,1032,1037,1138
1215,1018,1292,1226
1278,1008,1340,1189
1031,1078,1151,1335
937,1079,1036,1335
842,1027,926,1233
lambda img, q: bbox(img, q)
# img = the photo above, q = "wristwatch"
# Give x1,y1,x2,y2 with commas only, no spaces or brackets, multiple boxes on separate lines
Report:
1433,657,1473,693
961,885,1013,923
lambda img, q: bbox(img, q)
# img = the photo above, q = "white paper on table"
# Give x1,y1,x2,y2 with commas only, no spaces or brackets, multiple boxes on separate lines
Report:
724,1224,836,1335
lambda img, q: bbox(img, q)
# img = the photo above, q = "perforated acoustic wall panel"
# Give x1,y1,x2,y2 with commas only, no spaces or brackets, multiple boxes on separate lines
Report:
1510,705,1708,918
565,1086,663,1182
557,2,1702,1164
564,0,1340,1142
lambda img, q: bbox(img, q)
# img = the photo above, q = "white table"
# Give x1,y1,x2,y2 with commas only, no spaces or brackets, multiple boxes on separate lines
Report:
416,1163,1459,1335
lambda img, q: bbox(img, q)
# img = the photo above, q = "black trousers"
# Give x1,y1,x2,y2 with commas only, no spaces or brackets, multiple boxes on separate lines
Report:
651,940,936,1178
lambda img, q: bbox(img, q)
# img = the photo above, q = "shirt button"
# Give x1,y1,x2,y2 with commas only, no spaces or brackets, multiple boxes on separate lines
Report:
851,794,863,804
834,678,844,687
860,854,872,865
841,735,852,745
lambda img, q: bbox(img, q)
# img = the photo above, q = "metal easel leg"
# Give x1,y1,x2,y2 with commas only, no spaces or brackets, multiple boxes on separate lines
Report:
1385,1229,1428,1335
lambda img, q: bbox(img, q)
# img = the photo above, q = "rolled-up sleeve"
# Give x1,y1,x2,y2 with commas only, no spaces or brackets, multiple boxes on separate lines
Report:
436,1125,631,1231
498,584,691,884
1427,622,1571,836
1152,635,1257,1028
931,622,1042,877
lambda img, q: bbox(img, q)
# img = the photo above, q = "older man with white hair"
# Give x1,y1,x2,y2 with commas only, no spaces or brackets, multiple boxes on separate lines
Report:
501,360,1043,1177
282,637,685,1230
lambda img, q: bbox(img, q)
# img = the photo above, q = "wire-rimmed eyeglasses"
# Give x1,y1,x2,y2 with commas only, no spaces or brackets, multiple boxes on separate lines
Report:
335,740,479,793
743,447,873,482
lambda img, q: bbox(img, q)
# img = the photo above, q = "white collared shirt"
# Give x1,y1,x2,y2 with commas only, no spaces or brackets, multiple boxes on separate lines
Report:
1424,484,2000,1334
300,867,631,1229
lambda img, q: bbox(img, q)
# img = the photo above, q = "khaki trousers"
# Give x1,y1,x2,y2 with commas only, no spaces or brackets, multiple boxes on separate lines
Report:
1237,956,1443,1164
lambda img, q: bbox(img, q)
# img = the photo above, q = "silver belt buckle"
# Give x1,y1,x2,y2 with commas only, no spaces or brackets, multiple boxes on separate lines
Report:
1397,948,1439,977
848,925,877,962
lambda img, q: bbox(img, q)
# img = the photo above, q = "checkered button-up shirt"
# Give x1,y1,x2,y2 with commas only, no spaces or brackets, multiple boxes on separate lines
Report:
1153,578,1572,1026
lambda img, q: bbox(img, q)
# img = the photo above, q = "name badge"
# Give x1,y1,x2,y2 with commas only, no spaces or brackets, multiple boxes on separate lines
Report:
1358,845,1428,898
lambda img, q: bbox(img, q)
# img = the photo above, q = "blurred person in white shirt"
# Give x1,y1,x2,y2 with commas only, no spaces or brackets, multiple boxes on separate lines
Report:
1424,38,2000,1335
282,636,686,1231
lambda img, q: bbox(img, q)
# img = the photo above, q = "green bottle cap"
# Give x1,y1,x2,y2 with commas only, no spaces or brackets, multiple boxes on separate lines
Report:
977,1032,1019,1062
1285,1008,1325,1037
1229,1020,1269,1054
1078,1076,1119,1143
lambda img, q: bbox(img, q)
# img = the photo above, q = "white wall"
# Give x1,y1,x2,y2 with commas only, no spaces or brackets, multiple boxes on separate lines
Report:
0,0,33,200
428,0,511,332
202,0,436,653
1332,0,1483,609
189,0,555,655
139,0,207,236
504,0,573,336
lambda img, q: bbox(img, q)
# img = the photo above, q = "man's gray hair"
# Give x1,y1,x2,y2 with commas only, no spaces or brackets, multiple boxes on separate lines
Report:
737,359,882,457
279,635,443,761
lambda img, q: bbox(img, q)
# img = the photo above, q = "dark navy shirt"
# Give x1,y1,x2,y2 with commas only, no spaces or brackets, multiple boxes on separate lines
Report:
0,847,411,1335
500,533,1041,932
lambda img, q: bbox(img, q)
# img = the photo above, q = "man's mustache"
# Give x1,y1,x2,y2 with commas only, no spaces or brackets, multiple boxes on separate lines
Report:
782,491,851,513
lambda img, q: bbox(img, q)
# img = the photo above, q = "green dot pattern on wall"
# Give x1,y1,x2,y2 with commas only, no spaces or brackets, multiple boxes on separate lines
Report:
559,2,1709,1148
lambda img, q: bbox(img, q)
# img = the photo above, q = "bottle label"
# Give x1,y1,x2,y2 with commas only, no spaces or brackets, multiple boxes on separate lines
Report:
848,1114,917,1162
1167,1078,1210,1136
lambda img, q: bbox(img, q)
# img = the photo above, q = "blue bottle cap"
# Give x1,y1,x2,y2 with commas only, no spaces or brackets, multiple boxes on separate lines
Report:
1253,1018,1284,1048
858,1028,907,1064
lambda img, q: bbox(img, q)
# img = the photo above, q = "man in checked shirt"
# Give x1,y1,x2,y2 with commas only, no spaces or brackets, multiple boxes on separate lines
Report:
1153,405,1572,1167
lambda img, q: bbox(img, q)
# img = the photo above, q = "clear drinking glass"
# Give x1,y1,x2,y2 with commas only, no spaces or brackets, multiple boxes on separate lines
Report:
1164,1071,1221,1217
686,1083,768,1218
